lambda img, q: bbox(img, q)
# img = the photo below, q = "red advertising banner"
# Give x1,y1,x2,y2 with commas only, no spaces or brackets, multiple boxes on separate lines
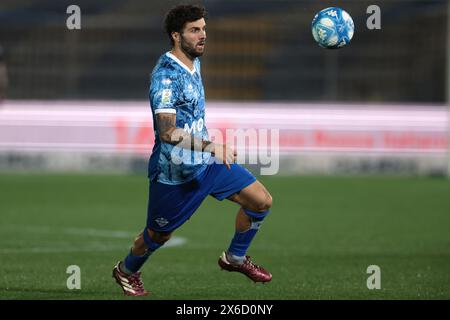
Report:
0,101,447,156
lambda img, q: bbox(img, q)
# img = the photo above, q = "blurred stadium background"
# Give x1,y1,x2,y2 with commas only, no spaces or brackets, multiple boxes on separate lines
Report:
0,0,449,299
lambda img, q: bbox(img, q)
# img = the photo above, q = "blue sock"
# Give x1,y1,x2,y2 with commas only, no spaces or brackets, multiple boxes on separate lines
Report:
122,250,152,274
227,208,269,259
122,228,163,274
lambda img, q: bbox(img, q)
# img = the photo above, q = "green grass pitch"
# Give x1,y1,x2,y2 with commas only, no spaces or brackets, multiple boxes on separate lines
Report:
0,173,449,299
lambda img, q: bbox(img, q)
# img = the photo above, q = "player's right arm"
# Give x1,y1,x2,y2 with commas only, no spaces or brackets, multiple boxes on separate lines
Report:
156,113,236,169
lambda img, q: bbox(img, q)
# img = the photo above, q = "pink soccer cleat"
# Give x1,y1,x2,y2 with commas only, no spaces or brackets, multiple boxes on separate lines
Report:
112,262,149,296
218,252,272,283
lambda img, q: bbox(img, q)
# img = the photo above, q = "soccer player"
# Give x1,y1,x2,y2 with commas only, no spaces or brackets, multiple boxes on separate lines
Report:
112,4,273,296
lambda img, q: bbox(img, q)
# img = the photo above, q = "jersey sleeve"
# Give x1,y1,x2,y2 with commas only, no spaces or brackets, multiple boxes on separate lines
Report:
149,72,180,115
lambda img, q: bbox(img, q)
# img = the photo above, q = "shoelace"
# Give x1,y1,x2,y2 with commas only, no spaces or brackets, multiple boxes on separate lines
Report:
244,257,261,270
129,273,144,289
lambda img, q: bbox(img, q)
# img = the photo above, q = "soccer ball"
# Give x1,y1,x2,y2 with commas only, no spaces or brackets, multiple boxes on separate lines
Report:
311,7,354,49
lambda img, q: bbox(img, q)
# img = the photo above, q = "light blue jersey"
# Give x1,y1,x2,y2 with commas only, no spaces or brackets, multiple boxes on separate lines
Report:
148,52,211,185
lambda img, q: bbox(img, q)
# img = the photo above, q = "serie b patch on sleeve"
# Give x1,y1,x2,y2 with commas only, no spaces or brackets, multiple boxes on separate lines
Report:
161,89,172,105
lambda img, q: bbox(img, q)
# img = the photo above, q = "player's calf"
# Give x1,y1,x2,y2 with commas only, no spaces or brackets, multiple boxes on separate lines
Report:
227,208,270,261
219,207,272,283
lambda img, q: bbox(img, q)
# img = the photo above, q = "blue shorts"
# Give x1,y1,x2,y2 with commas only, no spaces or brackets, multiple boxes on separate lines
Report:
146,162,256,232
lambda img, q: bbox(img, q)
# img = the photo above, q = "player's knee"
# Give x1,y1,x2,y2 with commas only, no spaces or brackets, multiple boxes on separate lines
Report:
265,193,273,210
254,193,272,212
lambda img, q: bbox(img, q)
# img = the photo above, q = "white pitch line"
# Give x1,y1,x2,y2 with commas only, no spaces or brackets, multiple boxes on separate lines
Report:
0,225,187,253
61,227,187,247
0,245,126,254
63,227,135,239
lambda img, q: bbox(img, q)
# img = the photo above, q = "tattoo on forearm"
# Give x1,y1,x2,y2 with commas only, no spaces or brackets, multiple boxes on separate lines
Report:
157,113,213,153
157,114,176,137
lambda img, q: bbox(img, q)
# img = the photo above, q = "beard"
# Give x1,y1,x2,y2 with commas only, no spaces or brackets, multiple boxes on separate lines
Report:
180,36,205,60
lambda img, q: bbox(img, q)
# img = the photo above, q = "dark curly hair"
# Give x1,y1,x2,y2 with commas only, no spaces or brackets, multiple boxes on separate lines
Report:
164,4,207,45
